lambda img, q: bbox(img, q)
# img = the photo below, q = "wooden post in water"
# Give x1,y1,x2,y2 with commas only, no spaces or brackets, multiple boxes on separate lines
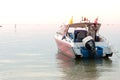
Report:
14,24,17,32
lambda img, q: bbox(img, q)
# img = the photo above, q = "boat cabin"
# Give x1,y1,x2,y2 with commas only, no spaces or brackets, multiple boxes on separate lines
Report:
65,23,101,42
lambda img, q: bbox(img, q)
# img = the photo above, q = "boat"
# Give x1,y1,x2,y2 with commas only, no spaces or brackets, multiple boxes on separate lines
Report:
54,17,113,58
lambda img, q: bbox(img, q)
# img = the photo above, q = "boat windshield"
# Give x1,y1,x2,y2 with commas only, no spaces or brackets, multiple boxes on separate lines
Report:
68,27,88,42
74,30,87,42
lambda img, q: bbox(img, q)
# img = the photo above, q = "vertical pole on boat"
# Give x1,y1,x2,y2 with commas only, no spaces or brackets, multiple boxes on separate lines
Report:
69,16,73,24
94,17,98,24
94,17,99,40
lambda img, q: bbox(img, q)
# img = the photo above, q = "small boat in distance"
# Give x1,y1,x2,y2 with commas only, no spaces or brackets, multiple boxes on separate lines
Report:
54,17,113,58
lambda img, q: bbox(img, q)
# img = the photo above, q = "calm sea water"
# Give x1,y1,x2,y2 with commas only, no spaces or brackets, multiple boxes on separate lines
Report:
0,24,120,80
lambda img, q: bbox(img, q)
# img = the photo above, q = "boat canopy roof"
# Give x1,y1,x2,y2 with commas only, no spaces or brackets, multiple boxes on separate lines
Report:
65,22,101,33
57,22,101,36
68,22,101,28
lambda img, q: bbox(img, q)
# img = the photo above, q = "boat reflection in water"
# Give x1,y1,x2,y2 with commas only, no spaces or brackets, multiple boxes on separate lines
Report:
56,51,112,80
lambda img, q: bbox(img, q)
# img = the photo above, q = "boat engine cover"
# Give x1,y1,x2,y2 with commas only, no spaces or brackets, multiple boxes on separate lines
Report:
82,36,96,56
82,36,93,46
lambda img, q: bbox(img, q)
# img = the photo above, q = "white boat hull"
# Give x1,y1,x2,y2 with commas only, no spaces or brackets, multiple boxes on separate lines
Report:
55,36,113,58
55,37,75,58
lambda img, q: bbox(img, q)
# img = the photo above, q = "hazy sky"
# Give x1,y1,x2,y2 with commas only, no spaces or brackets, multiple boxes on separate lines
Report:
0,0,119,24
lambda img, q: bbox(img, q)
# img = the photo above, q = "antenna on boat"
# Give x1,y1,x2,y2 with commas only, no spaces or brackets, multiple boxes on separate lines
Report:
81,16,84,21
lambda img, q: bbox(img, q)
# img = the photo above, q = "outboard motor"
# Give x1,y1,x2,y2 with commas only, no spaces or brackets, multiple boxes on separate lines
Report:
82,36,96,56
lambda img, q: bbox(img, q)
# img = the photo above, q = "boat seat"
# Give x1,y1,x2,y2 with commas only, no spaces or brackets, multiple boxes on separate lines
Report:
68,33,73,39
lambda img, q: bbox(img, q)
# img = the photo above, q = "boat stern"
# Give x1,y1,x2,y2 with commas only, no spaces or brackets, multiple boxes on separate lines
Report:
72,42,113,58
